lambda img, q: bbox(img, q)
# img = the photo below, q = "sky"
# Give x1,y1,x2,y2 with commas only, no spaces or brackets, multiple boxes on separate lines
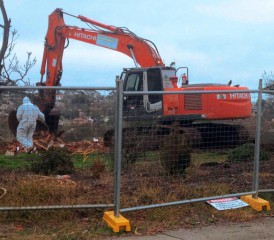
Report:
3,0,274,89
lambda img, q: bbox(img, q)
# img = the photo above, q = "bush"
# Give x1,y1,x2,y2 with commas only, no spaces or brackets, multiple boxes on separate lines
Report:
160,129,191,175
227,143,271,162
90,158,106,179
30,147,75,175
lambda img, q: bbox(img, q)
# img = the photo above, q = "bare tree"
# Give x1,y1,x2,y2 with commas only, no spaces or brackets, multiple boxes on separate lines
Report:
0,0,36,86
262,71,274,90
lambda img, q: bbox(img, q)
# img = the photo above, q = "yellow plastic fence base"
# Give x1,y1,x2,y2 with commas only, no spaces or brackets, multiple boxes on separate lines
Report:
241,195,271,211
103,211,131,233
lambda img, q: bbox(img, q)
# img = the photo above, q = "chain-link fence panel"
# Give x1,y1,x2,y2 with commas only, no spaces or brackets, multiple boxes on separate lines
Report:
119,90,258,210
259,91,274,192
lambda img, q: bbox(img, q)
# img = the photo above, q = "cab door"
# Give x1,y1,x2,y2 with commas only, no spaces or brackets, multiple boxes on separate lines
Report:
123,70,143,112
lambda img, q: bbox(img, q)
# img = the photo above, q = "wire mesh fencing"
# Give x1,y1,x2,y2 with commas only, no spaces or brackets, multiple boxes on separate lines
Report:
259,90,274,193
118,89,259,212
0,83,273,214
0,87,115,209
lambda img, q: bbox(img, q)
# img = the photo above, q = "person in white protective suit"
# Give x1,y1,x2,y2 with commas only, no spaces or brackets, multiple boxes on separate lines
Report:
16,96,45,151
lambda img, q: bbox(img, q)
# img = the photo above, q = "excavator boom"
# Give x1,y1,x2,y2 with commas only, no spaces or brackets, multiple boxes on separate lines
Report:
41,9,164,86
37,8,165,118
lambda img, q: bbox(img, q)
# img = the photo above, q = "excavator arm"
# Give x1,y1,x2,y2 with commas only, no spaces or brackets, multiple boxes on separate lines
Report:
37,8,164,119
40,8,164,87
24,8,165,134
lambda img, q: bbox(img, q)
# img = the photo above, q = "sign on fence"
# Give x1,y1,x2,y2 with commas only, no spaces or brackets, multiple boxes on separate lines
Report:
207,197,249,211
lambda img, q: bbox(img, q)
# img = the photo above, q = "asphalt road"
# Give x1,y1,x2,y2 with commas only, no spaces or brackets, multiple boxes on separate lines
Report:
107,217,274,240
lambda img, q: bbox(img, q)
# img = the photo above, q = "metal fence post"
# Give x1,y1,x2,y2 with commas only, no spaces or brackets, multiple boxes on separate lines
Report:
114,76,123,217
253,79,262,199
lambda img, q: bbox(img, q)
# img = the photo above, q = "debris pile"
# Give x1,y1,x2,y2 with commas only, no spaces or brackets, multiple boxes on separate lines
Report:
22,175,77,189
1,130,108,156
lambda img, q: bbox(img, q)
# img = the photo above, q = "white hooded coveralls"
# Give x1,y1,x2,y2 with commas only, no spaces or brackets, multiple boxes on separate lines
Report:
16,97,45,148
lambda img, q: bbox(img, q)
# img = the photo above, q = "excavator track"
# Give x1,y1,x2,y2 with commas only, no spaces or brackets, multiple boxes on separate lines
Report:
189,122,250,149
103,121,250,150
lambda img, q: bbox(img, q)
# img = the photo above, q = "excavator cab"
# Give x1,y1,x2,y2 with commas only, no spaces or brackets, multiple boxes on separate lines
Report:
123,67,176,116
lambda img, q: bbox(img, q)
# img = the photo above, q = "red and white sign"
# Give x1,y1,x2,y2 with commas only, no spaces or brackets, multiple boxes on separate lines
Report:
207,197,249,211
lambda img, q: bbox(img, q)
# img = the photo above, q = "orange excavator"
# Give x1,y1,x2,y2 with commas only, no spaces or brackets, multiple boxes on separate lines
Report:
9,8,252,147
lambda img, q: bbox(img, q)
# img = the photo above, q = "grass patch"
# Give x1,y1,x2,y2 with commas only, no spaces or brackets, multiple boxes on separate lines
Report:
0,150,229,172
0,153,31,170
192,151,227,165
72,153,113,170
227,143,271,162
0,151,113,172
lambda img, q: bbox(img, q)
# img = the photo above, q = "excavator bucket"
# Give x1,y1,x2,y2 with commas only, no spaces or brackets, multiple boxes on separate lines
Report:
44,108,60,134
8,110,59,136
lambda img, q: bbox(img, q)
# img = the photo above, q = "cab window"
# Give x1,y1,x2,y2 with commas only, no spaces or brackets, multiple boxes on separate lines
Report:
147,69,162,103
125,73,143,91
